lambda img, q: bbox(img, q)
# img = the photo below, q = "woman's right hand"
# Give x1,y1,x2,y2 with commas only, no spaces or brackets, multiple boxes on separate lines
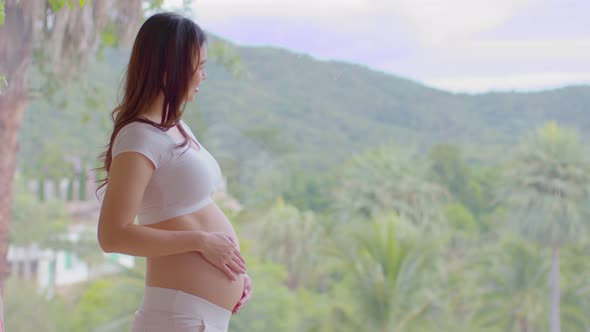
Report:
200,232,247,281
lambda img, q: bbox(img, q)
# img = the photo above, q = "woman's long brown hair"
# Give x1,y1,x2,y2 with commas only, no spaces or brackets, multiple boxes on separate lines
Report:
95,12,207,195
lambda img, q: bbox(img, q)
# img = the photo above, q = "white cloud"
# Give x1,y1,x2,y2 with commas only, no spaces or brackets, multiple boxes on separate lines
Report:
424,72,590,93
166,0,542,47
187,0,370,21
174,0,538,44
163,0,590,92
378,38,590,91
371,0,537,44
440,39,590,61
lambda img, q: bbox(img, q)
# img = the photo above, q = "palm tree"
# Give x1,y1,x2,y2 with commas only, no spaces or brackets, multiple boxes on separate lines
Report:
253,198,323,290
474,238,548,331
333,145,449,231
324,213,439,331
557,247,590,330
499,122,590,332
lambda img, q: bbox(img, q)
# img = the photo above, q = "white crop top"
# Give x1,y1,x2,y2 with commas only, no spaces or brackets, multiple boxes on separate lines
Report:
110,119,224,225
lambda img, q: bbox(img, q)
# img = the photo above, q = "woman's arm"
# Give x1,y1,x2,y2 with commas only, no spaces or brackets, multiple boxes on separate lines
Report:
99,223,208,257
97,151,205,256
97,152,246,275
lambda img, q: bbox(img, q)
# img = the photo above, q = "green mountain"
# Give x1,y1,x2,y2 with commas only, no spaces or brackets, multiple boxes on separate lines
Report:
203,42,590,165
18,38,590,174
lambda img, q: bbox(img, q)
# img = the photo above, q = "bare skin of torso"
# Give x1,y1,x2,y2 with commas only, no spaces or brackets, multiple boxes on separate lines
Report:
143,124,245,312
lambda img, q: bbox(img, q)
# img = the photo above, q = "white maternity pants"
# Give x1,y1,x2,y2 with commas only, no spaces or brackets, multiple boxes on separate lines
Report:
131,286,231,332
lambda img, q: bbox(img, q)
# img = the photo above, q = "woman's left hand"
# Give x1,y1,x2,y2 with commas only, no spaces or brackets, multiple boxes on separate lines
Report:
232,274,253,315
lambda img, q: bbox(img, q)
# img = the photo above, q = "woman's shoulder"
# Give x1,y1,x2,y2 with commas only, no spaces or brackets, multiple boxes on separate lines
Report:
116,121,169,144
119,120,163,135
112,121,172,167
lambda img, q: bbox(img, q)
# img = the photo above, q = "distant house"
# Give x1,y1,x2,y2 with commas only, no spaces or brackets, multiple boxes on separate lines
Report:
7,223,134,296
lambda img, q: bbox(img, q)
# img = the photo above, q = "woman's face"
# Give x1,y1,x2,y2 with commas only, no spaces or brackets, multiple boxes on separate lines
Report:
187,44,208,103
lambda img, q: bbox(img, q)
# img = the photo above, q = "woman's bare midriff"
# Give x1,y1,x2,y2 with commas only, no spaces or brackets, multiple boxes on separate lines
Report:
143,201,245,311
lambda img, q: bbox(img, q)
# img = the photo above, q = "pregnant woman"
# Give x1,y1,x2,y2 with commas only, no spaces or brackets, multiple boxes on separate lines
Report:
96,12,252,332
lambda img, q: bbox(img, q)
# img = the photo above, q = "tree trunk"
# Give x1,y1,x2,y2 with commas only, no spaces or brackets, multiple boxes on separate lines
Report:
0,93,28,288
0,90,28,292
0,0,35,292
550,245,561,332
0,0,143,294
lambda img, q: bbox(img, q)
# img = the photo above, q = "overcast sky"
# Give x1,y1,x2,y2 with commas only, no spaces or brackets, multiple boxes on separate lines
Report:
164,0,590,93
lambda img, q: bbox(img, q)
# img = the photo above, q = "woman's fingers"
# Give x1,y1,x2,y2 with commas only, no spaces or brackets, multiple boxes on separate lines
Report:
201,232,248,281
225,235,246,264
242,285,252,302
222,264,237,281
227,260,246,275
245,274,252,288
232,275,253,315
233,254,247,272
226,235,237,246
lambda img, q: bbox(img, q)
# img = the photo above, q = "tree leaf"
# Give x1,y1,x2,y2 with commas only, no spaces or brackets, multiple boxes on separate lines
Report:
49,0,67,11
0,0,5,25
0,73,7,94
100,24,118,47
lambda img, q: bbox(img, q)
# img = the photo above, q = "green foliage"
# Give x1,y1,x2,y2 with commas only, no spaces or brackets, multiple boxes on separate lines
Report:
466,167,503,218
433,245,484,331
208,40,248,77
242,126,295,155
9,175,69,246
282,166,333,213
497,122,590,332
0,0,5,25
229,259,300,331
325,214,440,331
474,238,549,330
0,73,6,93
4,278,71,332
252,199,324,289
145,0,164,11
67,175,75,200
333,145,448,230
49,0,64,10
290,287,338,332
500,122,590,246
428,144,501,220
13,141,78,201
444,202,478,235
100,23,118,47
20,56,118,170
79,164,87,200
429,144,471,195
559,247,590,329
49,0,85,11
68,276,144,331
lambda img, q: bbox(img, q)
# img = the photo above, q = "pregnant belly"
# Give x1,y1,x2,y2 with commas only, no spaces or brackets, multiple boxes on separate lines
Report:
144,202,245,311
